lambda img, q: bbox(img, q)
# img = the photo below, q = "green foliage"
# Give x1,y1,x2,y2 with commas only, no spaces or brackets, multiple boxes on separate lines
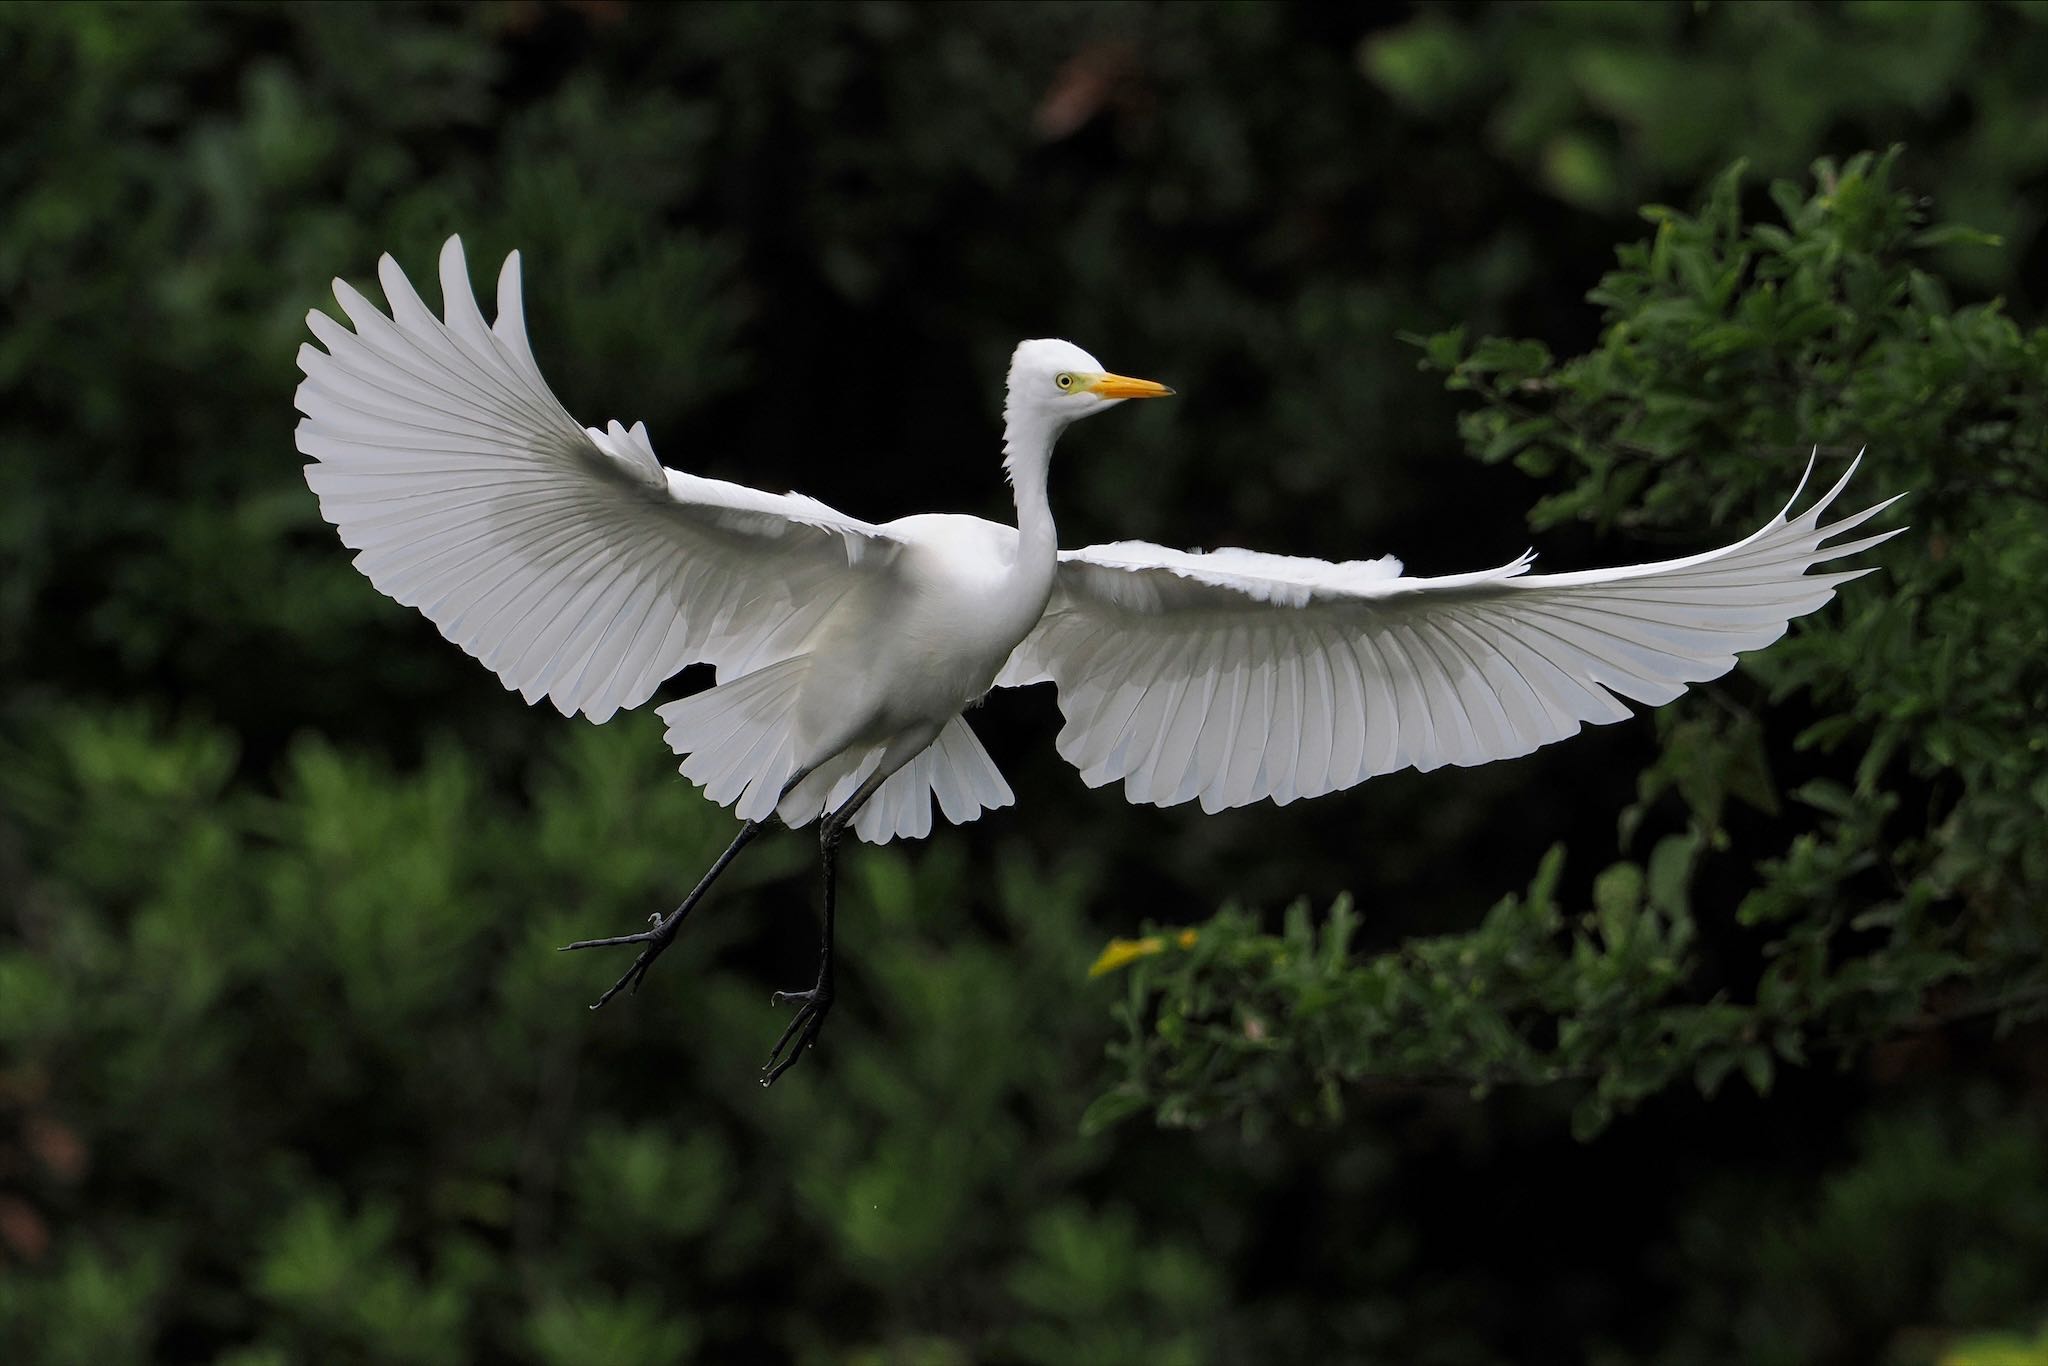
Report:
0,705,1157,1361
1360,2,2048,288
1098,844,1721,1141
1647,1096,2048,1366
1105,151,2048,1147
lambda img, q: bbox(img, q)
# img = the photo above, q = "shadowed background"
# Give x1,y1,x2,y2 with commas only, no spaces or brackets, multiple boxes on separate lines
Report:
3,3,2046,1363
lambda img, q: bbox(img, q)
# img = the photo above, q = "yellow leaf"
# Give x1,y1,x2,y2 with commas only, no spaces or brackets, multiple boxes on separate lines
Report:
1088,936,1165,977
1087,929,1200,977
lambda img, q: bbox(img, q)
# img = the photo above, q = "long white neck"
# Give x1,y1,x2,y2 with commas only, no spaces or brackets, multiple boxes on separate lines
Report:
1001,405,1060,572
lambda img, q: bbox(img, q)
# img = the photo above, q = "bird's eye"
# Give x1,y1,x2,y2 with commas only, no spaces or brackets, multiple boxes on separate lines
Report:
1056,373,1073,390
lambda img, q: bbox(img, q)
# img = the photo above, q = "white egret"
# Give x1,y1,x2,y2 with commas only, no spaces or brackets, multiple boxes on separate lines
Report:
295,237,1903,1082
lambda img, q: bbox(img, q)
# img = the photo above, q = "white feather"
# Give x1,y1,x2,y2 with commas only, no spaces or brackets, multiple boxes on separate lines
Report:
296,236,903,728
1010,455,1906,810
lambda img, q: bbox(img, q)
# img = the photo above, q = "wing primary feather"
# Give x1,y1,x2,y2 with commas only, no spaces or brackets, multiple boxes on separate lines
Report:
1191,625,1252,809
1368,623,1438,771
1403,620,1487,767
1268,638,1306,805
1321,624,1368,786
1425,618,1518,763
1296,625,1338,799
1156,633,1224,806
1347,630,1402,781
1440,608,1571,744
1219,633,1276,805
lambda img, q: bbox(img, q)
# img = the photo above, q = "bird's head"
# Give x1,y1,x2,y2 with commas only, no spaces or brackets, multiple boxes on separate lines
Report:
1004,338,1174,428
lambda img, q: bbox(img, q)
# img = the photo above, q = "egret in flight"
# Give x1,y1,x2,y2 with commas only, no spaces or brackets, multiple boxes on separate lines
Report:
295,238,1902,1082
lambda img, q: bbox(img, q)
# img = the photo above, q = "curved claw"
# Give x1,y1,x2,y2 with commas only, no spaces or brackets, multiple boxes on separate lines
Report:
761,984,833,1085
560,930,658,952
587,959,649,1010
563,812,778,1015
562,926,675,1010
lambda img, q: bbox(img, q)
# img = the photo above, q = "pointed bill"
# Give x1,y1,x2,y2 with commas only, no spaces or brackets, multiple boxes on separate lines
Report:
1086,373,1176,399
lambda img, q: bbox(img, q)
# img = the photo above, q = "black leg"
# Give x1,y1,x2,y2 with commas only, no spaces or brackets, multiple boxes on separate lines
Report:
761,764,890,1086
762,819,844,1085
562,769,810,1009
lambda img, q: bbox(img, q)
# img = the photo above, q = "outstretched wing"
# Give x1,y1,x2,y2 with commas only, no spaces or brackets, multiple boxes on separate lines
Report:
999,460,1904,811
296,236,899,722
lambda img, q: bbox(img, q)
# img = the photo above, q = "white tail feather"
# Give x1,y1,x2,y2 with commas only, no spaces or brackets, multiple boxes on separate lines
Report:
658,657,813,822
841,717,1015,844
661,662,1013,844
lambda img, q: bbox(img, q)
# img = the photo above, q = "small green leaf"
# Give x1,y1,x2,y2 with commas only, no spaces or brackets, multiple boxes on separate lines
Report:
1078,1087,1150,1137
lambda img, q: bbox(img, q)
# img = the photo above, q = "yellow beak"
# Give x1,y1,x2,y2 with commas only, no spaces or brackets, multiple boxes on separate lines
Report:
1086,372,1176,399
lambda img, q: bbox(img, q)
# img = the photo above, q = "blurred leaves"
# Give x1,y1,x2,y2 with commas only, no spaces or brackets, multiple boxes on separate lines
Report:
1359,1,2048,292
0,704,1131,1362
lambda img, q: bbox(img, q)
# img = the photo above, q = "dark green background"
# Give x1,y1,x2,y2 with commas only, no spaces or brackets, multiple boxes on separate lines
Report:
3,3,2045,1363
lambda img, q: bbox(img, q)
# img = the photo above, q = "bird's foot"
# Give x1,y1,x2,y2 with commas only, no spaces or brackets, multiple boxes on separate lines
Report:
559,914,681,1010
761,977,833,1086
